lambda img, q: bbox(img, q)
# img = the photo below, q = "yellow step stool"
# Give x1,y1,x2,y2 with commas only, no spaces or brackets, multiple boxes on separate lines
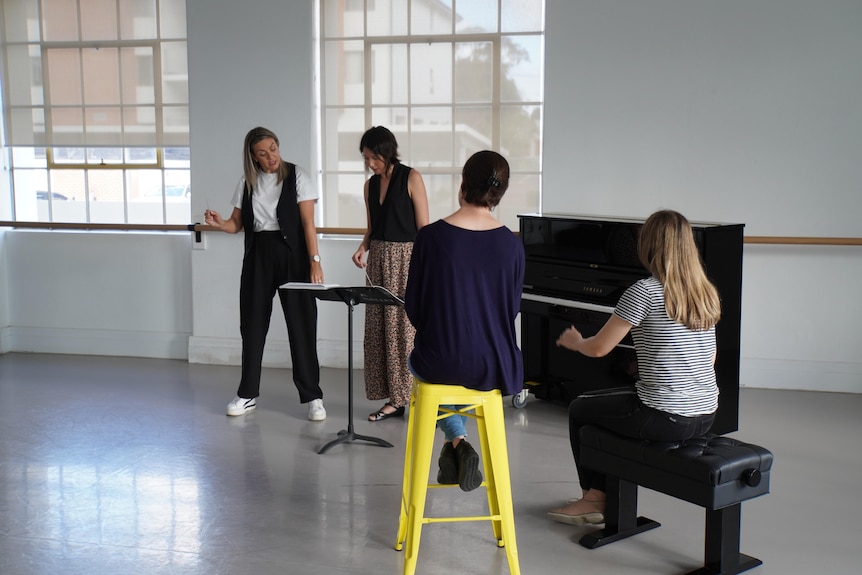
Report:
395,378,521,575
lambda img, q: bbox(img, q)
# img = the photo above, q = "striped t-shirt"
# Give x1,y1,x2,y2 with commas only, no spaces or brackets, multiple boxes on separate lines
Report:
614,276,718,417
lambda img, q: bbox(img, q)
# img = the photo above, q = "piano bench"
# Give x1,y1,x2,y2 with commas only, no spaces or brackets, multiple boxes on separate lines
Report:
577,426,773,575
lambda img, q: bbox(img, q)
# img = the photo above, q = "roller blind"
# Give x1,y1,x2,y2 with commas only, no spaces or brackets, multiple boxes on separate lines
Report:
0,0,188,147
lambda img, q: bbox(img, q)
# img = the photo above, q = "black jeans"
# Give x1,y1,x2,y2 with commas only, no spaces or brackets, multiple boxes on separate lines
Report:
568,386,715,492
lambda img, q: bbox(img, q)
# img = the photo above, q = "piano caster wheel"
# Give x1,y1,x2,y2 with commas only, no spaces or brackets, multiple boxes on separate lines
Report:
512,389,529,409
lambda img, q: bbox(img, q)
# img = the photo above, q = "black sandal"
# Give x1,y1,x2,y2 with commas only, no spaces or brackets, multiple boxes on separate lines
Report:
368,403,405,422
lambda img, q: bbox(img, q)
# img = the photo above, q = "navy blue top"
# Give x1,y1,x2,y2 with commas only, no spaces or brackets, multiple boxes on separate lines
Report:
405,219,525,396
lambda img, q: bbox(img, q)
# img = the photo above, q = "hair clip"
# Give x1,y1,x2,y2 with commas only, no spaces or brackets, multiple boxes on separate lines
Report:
487,171,501,189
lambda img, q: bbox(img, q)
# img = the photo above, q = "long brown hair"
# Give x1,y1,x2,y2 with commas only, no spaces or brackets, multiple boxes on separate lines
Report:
637,210,721,330
242,127,289,192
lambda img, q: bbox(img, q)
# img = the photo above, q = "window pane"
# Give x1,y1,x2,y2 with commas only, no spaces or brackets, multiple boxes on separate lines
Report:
126,148,158,164
49,169,87,222
410,43,452,105
164,147,190,167
122,47,155,105
162,106,189,144
12,167,49,221
83,48,121,105
500,104,541,171
41,0,80,41
423,173,457,222
88,169,125,223
454,105,492,165
161,42,188,104
370,107,408,133
86,107,123,146
411,0,452,35
502,34,542,102
5,45,43,106
80,0,119,41
454,42,493,104
495,173,540,229
324,0,364,38
328,173,367,228
325,40,364,106
455,0,498,33
367,0,407,36
371,43,407,105
9,108,45,145
50,108,85,146
410,107,453,168
46,49,82,105
86,147,123,164
3,0,41,42
502,0,544,33
12,147,47,168
119,0,157,39
159,0,188,39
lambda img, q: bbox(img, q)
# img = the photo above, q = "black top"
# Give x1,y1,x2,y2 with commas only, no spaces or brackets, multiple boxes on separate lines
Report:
368,162,418,242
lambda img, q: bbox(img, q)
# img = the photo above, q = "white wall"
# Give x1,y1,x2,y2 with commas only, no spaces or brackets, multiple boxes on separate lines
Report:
543,0,862,392
2,230,192,358
0,230,8,353
1,0,860,394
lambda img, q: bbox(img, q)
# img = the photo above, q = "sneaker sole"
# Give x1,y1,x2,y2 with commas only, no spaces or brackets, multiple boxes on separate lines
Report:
458,450,483,492
226,402,256,416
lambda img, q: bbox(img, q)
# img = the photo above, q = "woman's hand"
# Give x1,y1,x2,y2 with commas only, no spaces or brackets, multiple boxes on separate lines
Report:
310,261,324,284
204,207,242,233
204,209,224,228
352,244,367,268
556,325,584,352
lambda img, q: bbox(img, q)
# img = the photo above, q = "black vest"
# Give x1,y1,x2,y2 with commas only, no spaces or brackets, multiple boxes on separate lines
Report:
241,163,311,281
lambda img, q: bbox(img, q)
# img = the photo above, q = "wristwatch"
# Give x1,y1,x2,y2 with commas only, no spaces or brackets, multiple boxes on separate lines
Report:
310,254,321,263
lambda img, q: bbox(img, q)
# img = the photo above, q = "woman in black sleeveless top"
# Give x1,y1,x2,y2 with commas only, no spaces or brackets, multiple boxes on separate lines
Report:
352,127,429,421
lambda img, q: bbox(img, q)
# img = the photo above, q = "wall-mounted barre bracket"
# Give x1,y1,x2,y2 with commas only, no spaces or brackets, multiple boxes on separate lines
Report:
187,223,201,243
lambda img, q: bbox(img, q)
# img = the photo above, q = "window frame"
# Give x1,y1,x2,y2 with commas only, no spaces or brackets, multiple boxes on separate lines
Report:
317,0,545,230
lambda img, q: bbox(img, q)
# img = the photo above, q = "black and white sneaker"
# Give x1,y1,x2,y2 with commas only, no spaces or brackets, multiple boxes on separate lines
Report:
226,396,257,416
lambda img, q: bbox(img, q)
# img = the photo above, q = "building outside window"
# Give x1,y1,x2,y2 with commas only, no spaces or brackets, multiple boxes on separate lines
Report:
319,0,545,229
0,0,190,225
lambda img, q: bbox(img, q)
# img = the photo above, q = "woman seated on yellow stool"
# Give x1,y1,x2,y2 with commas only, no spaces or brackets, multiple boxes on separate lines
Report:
404,150,525,492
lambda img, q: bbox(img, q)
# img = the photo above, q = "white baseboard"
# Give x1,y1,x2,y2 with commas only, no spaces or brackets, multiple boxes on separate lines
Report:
740,357,862,394
187,336,364,369
2,328,859,395
2,326,189,359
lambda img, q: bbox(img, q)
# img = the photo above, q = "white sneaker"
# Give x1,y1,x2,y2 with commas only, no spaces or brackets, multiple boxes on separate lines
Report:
226,396,257,416
307,398,326,421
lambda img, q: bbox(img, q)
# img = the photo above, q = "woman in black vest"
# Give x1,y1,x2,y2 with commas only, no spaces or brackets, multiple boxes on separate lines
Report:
352,126,429,422
204,126,327,422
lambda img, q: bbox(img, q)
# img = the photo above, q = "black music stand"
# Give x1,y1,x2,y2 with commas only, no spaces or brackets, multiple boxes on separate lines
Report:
281,283,404,454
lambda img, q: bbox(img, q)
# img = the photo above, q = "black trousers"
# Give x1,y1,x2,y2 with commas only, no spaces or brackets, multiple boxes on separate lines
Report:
568,386,715,492
237,231,322,403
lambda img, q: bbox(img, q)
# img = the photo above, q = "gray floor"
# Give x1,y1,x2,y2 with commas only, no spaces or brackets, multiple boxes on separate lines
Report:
0,353,860,575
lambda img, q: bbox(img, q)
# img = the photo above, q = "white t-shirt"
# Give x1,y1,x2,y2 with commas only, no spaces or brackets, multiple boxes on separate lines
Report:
230,165,317,232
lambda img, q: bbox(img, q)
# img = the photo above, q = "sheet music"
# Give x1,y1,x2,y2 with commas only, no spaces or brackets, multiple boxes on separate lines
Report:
281,282,342,290
280,281,404,305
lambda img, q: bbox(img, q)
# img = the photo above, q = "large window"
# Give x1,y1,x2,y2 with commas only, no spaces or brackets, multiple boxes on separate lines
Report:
0,0,190,224
319,0,544,229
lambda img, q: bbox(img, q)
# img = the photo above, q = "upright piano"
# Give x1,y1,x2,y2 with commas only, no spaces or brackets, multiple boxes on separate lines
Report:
518,213,744,435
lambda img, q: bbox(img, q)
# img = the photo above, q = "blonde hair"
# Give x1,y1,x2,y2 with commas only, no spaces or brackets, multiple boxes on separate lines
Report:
637,210,721,330
242,127,289,192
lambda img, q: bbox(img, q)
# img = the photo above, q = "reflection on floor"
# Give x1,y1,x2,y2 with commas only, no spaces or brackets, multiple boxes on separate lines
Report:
0,353,860,574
